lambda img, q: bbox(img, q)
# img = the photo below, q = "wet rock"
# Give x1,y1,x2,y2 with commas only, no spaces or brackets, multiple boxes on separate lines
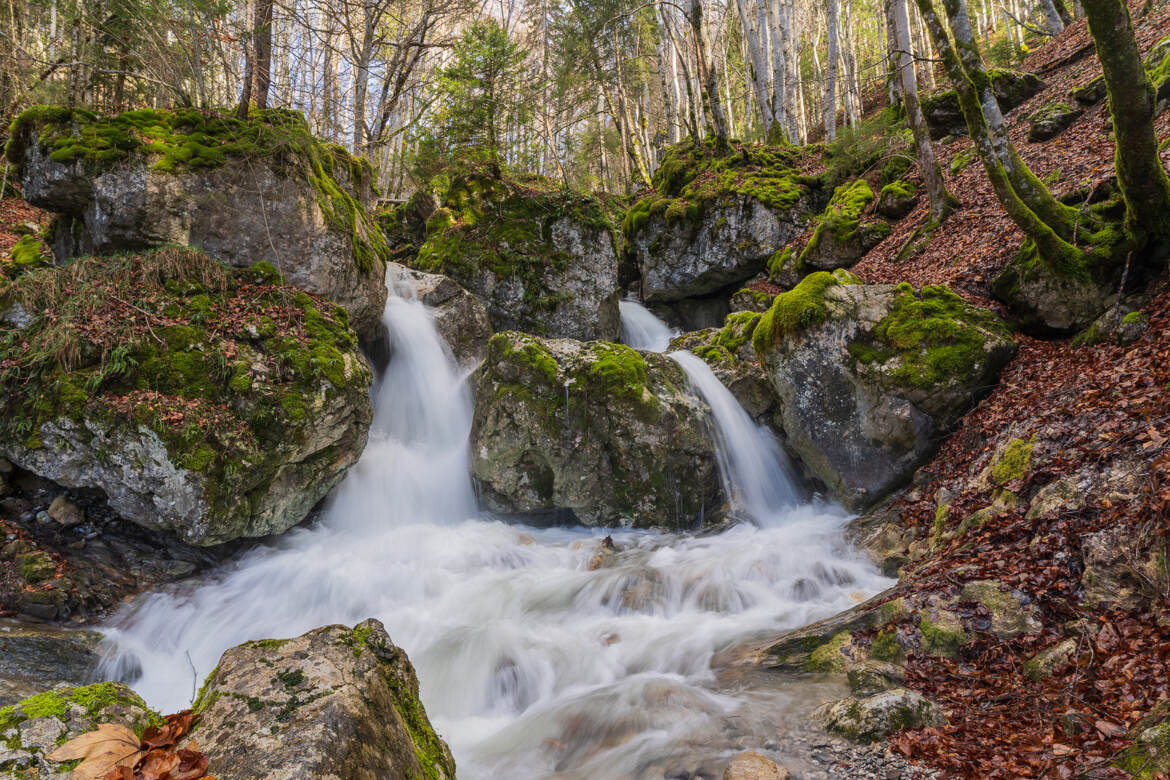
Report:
765,588,904,670
755,276,1015,510
471,332,722,529
0,620,103,706
387,262,493,367
7,107,388,337
413,173,620,341
195,618,455,780
723,750,791,779
847,661,906,697
920,70,1045,138
814,688,943,743
46,496,83,528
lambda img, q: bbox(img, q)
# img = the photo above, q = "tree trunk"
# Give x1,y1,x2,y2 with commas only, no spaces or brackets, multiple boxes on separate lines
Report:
236,0,253,119
690,0,730,150
737,0,775,133
1080,0,1170,243
824,0,840,140
895,0,952,221
1038,0,1066,32
251,0,273,109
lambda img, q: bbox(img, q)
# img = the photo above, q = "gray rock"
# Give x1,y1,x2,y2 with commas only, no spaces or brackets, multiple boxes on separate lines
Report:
756,279,1015,510
1027,103,1083,142
633,194,812,304
815,688,944,743
195,618,455,780
1071,76,1107,105
471,331,723,528
921,71,1045,139
10,120,387,337
1023,638,1077,680
387,263,493,367
0,620,104,706
992,247,1116,335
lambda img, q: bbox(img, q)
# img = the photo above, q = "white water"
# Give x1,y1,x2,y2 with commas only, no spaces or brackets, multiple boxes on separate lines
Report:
619,299,675,352
98,295,890,779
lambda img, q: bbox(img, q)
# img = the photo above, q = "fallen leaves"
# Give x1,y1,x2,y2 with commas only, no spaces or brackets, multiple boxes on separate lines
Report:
46,710,213,780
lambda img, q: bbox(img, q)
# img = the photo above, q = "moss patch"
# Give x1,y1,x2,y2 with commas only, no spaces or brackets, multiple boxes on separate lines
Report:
989,436,1036,485
806,631,854,672
799,179,877,262
752,269,861,354
6,106,387,273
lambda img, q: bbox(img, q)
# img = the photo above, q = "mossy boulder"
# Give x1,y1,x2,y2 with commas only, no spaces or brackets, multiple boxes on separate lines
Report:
920,70,1045,139
194,619,455,780
755,280,1015,510
624,140,814,304
1026,102,1083,142
813,687,944,743
668,311,781,428
5,106,389,337
412,172,620,341
798,179,891,271
470,331,722,528
0,247,373,546
0,681,161,775
876,181,919,220
1072,75,1107,105
992,240,1120,334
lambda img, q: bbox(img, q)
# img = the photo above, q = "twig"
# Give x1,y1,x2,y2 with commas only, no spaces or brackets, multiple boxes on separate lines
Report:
186,650,197,705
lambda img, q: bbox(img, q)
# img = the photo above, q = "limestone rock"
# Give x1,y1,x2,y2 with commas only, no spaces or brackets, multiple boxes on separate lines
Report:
723,750,791,780
0,248,373,546
814,688,944,743
754,276,1015,510
387,262,493,367
413,173,620,341
6,107,389,337
992,245,1117,334
471,331,723,528
959,580,1041,638
1023,638,1077,680
195,619,455,780
876,181,919,220
798,180,890,272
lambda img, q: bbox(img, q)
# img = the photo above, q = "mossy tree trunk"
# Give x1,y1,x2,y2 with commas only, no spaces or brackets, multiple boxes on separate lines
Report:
689,0,731,152
913,0,1085,270
1081,0,1170,247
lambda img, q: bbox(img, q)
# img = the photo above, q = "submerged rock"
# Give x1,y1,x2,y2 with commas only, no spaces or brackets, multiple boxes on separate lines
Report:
0,248,373,545
388,262,493,367
723,750,791,779
195,619,455,780
412,172,620,341
471,331,722,528
753,274,1015,510
6,107,390,337
624,141,814,305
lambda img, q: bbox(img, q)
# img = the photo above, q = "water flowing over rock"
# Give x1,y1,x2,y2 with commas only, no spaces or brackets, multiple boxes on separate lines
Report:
194,619,456,780
0,248,373,545
5,107,389,337
471,331,723,528
387,262,493,367
411,172,620,341
753,275,1015,510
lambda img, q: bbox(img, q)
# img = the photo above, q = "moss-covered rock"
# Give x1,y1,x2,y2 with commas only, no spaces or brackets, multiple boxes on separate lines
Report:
798,180,891,271
6,106,389,336
814,687,944,743
1026,102,1083,142
0,621,104,707
625,139,815,304
412,171,619,341
876,180,919,220
0,247,373,545
0,681,161,775
756,282,1015,510
194,619,455,780
470,331,722,528
920,70,1045,139
3,235,53,280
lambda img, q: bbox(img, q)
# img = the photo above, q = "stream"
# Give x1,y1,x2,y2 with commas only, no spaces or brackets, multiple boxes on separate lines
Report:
97,292,891,779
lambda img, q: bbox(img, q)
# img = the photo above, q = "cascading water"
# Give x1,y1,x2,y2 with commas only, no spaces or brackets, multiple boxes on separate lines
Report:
619,299,675,353
98,294,891,779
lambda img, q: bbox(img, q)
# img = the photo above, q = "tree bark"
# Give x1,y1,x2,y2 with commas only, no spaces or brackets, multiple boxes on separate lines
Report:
1081,0,1170,243
824,0,840,140
251,0,273,109
894,0,951,221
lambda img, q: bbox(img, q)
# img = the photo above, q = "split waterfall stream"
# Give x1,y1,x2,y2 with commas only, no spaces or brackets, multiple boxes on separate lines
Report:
96,289,890,779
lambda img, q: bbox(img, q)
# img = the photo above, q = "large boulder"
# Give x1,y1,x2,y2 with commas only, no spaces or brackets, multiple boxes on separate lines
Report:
920,70,1045,139
752,274,1015,510
194,619,455,780
992,241,1119,334
5,107,389,337
471,332,723,528
624,141,814,304
412,172,620,341
387,262,493,367
814,688,944,743
0,248,373,545
796,179,890,272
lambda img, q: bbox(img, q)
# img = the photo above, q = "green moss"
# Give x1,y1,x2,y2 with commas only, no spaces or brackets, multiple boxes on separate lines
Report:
491,332,560,385
584,342,648,401
715,311,762,353
275,668,305,688
949,147,978,176
5,235,52,279
6,107,387,274
799,179,876,262
1123,311,1148,325
752,269,861,354
766,246,797,283
806,631,854,672
848,284,1012,391
1115,719,1170,778
870,629,902,662
879,180,916,201
918,614,967,657
989,436,1036,485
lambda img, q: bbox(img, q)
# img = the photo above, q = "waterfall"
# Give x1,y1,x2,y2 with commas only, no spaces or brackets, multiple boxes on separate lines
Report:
97,292,891,779
619,299,675,352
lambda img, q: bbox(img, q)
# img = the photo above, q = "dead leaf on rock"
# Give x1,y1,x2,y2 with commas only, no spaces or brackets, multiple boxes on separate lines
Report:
44,723,143,780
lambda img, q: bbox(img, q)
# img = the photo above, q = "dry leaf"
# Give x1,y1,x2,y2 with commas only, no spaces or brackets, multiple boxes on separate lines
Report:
44,723,143,780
